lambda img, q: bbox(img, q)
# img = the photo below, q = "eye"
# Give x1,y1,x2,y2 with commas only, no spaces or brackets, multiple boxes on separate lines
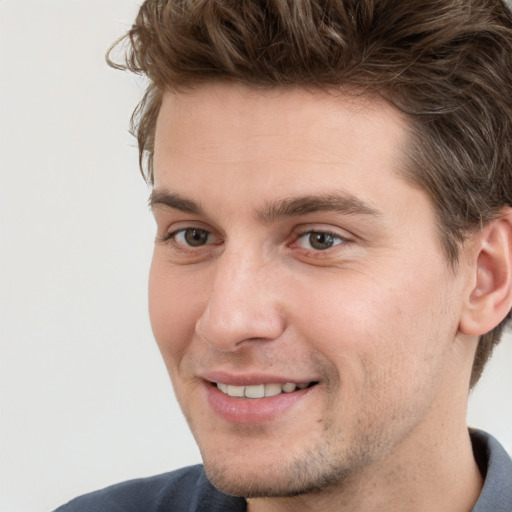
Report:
171,228,215,247
296,231,344,251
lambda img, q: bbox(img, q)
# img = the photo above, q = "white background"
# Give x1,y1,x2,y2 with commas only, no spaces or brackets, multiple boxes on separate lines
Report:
0,2,511,511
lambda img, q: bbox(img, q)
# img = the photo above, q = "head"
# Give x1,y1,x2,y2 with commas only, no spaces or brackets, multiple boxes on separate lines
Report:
109,1,512,504
109,0,512,388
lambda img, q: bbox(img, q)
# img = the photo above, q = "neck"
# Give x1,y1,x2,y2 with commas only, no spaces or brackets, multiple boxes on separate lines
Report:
247,425,483,512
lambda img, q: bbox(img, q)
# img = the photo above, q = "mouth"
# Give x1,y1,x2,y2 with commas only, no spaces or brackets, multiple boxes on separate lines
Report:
213,381,317,398
203,377,319,423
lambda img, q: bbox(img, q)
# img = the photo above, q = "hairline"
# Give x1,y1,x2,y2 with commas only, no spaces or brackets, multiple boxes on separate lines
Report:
148,81,465,268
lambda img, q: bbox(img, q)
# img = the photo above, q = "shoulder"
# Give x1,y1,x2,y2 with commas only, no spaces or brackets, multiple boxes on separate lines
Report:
470,429,512,512
53,465,246,512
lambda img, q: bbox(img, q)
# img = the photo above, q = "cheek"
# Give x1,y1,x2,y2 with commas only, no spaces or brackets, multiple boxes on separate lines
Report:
148,257,205,367
289,265,458,392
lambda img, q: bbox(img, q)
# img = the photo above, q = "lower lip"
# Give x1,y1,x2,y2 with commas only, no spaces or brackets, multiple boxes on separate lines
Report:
204,382,313,424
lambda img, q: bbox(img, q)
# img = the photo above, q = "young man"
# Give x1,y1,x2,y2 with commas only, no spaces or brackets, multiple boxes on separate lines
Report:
57,0,512,510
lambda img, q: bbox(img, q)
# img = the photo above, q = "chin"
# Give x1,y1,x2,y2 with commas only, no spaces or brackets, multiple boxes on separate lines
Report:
202,447,352,498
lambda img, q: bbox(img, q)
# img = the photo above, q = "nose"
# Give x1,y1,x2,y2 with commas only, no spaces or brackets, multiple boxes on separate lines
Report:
195,248,286,352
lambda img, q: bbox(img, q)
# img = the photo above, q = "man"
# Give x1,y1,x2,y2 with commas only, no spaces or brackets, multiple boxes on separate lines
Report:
56,0,512,510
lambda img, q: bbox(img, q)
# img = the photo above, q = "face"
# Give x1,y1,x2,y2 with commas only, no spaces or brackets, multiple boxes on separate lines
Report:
149,83,471,497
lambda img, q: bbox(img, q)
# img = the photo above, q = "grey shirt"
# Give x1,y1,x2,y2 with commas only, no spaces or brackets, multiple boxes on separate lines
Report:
471,429,512,511
55,430,511,511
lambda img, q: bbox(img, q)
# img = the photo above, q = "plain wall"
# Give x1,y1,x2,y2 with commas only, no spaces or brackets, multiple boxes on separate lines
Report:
0,2,510,511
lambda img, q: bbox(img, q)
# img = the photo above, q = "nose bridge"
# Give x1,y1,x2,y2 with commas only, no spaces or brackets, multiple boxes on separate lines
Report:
195,244,285,351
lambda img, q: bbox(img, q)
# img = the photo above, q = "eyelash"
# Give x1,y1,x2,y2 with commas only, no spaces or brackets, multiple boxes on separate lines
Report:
159,226,350,259
292,230,346,252
161,227,218,249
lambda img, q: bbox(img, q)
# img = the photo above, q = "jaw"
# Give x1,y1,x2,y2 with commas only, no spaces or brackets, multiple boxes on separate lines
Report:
172,360,474,504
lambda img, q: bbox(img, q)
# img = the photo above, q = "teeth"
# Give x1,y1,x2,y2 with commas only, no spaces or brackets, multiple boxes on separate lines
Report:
217,382,228,393
282,382,296,393
216,382,310,398
264,383,282,397
244,384,264,398
227,385,245,397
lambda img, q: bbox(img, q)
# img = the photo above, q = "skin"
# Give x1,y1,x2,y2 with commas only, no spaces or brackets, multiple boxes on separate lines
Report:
149,83,486,511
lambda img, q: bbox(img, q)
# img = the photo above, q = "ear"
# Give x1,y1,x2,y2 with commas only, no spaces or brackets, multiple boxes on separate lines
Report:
459,208,512,336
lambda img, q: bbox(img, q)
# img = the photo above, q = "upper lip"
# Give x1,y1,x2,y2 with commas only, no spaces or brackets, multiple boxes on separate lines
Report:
199,371,318,387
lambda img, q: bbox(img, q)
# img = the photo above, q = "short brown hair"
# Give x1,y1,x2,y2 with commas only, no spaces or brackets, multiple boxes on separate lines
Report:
108,0,512,387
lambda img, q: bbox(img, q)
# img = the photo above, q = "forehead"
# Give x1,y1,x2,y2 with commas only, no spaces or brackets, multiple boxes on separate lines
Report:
152,83,417,219
154,83,408,169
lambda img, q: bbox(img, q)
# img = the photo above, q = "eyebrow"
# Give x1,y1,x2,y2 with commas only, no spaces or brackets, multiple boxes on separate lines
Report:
257,194,381,223
149,188,381,222
149,189,204,215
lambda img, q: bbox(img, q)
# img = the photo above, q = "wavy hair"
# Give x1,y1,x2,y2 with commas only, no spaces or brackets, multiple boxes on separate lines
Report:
108,0,512,386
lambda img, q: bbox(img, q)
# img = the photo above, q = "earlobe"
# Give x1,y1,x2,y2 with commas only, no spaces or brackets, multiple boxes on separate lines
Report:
459,209,512,336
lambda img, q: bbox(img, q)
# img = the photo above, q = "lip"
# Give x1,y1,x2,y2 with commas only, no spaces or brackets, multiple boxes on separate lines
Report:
200,370,315,387
201,372,317,424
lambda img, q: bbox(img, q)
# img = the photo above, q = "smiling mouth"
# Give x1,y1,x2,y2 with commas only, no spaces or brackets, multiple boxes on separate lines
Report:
214,381,317,398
